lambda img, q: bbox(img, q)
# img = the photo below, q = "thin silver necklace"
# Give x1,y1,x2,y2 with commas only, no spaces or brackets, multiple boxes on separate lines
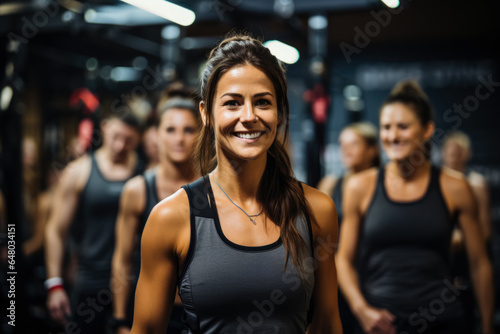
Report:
212,174,263,225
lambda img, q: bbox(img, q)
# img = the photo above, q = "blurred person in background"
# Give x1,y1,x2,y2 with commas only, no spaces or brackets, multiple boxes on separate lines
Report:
441,130,491,244
336,80,494,334
111,88,201,334
441,130,492,333
44,108,144,333
317,121,380,225
317,121,380,334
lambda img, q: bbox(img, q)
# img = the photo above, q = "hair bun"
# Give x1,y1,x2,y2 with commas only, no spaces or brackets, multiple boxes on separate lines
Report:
389,80,428,100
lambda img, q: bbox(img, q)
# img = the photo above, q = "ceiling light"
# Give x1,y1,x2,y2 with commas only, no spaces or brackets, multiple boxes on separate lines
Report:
380,0,400,8
120,0,195,26
264,40,300,65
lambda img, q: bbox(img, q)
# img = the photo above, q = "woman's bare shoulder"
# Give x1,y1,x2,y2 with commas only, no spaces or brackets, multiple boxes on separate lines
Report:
345,167,378,192
143,188,191,246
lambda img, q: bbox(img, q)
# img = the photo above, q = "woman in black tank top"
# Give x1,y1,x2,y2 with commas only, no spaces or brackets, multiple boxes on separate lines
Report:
130,35,342,333
318,122,380,225
317,122,380,334
336,80,494,334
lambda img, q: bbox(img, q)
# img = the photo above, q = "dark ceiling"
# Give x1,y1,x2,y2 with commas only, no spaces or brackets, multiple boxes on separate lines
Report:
0,0,498,94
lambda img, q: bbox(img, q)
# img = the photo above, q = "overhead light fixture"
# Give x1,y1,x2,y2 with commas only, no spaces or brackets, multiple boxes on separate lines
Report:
120,0,195,26
264,40,300,65
1,86,13,111
110,67,141,82
380,0,400,8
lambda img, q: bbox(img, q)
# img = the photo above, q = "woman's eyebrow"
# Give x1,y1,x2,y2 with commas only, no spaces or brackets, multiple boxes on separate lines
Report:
220,92,274,98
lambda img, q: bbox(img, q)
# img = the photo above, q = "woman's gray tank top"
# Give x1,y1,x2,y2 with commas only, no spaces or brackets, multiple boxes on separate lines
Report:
179,176,315,334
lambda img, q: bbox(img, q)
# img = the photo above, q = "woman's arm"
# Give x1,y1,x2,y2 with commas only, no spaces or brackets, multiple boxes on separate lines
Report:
469,173,492,242
448,176,494,334
130,189,189,334
303,184,342,334
336,172,395,334
111,177,145,333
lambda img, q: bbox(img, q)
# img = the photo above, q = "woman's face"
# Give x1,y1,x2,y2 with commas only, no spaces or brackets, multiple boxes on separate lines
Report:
380,102,433,162
208,64,279,162
441,139,469,170
339,129,373,170
157,108,198,164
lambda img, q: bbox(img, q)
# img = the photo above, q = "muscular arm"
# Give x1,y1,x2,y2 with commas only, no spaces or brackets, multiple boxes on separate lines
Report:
130,190,189,334
336,171,395,334
469,174,491,242
451,173,491,253
303,184,342,334
45,160,86,278
111,177,145,328
44,157,89,324
448,176,494,334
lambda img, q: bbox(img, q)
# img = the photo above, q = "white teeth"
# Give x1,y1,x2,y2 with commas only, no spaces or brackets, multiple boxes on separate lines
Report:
236,132,262,139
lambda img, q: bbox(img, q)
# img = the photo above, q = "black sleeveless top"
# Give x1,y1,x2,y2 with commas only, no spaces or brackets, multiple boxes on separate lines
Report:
359,165,462,318
140,168,160,232
179,176,315,334
77,153,144,289
331,176,343,225
131,168,160,277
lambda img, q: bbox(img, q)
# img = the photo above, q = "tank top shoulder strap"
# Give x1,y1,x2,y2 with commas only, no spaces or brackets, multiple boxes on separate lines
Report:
331,176,343,201
139,169,158,228
429,164,441,191
143,169,159,203
178,175,213,288
88,152,103,182
377,164,386,186
182,175,214,219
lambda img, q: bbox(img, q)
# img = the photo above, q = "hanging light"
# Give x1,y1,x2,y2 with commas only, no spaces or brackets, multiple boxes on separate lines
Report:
120,0,195,26
264,40,300,65
380,0,400,9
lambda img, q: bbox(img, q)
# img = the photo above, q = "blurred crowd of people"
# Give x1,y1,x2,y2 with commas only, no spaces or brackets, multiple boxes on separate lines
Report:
0,73,495,334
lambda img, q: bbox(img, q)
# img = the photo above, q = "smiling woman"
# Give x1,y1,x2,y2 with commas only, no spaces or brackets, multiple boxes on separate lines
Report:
130,34,342,334
336,80,494,334
205,64,279,164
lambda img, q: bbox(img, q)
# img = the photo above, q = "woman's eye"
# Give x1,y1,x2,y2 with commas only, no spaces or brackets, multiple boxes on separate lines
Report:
166,127,175,133
223,100,240,108
256,99,271,107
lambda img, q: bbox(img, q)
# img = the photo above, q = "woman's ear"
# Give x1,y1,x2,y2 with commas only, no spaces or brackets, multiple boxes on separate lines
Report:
424,121,435,141
199,101,207,127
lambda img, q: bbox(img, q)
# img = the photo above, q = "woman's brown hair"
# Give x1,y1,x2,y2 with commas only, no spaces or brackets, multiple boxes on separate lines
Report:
196,34,314,274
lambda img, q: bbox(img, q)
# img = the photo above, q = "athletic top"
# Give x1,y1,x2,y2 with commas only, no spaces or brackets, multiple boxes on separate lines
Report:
76,153,143,289
358,165,462,318
331,176,343,225
132,168,160,277
179,176,315,334
140,168,160,230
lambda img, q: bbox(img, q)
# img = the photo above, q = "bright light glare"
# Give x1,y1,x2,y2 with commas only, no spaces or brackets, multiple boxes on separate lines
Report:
111,67,141,82
264,40,300,65
120,0,195,26
0,86,13,111
381,0,400,8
